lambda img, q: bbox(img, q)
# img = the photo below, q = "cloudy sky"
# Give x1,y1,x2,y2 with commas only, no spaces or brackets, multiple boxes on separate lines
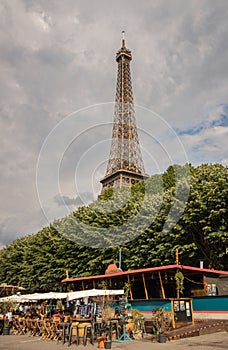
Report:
0,0,228,247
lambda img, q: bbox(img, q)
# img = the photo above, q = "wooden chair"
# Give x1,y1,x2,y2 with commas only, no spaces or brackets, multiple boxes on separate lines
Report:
53,316,61,323
52,320,62,342
43,319,52,339
32,319,40,336
64,315,70,322
12,316,20,334
18,318,26,335
25,319,33,335
36,319,44,337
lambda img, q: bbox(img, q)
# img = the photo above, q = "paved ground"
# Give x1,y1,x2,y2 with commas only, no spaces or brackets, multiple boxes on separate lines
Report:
0,333,228,350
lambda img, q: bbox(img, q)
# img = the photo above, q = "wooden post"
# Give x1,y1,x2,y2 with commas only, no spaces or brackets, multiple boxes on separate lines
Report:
82,281,85,290
190,299,194,325
142,273,149,300
127,275,133,300
158,271,166,299
171,300,176,328
176,248,179,265
93,280,96,289
203,274,207,295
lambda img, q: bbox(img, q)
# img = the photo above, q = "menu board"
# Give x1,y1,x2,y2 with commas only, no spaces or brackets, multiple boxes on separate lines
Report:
172,299,192,323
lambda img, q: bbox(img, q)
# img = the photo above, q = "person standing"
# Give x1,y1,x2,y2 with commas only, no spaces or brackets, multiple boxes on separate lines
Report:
0,310,4,335
6,309,13,329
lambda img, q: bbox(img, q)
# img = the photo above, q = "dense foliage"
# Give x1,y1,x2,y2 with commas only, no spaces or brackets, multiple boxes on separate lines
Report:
0,163,227,292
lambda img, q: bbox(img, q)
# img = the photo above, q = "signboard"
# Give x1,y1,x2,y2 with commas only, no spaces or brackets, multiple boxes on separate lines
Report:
171,298,193,326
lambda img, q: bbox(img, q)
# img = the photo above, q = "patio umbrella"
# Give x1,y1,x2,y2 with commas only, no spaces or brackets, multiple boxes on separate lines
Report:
0,294,30,303
67,289,124,301
25,292,68,300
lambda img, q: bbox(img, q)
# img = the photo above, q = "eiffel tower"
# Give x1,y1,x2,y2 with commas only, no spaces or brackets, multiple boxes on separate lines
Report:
100,32,148,191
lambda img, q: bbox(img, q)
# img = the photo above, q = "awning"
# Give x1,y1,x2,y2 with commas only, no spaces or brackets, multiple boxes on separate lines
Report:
0,295,30,303
0,289,124,303
67,289,124,301
24,292,69,301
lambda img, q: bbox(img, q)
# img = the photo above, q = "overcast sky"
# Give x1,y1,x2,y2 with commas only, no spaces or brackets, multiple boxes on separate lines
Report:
0,0,228,247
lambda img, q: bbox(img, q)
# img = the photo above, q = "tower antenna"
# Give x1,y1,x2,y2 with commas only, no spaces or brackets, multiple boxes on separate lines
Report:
122,30,125,47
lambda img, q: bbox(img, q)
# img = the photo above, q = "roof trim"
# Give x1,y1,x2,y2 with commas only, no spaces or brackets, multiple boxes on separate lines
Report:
61,264,228,283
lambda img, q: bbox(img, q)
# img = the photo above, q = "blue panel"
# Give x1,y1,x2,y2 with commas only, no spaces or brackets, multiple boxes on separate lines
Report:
130,300,171,312
113,299,172,312
192,296,228,311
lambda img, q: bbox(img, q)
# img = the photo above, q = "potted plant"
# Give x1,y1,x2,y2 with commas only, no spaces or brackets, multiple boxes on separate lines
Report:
56,299,63,311
175,270,184,298
151,308,172,343
104,339,112,349
102,306,113,324
101,280,109,290
131,309,144,328
123,282,132,298
3,320,10,335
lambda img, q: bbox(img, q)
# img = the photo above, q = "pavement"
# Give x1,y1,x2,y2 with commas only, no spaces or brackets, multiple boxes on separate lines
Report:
0,332,228,350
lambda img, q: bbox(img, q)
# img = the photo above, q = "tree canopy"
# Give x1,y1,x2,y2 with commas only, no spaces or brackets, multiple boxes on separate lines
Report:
0,163,227,292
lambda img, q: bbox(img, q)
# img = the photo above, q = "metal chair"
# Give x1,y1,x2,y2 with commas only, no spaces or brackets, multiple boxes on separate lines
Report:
83,324,94,346
109,320,119,341
68,321,79,346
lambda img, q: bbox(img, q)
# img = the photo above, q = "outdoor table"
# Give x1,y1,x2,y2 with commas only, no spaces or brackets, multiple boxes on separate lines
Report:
72,318,92,322
69,318,93,345
115,320,133,342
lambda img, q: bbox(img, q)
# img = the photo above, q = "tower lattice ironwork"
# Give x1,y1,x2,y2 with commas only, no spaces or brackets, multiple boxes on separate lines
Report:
100,32,148,191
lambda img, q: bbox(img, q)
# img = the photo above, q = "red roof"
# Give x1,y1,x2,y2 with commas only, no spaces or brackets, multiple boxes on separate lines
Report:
0,284,23,289
61,264,228,283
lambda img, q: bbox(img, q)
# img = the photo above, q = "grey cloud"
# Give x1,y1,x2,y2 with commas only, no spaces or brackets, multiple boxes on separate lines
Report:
0,207,48,247
0,0,228,246
54,192,94,207
36,47,75,66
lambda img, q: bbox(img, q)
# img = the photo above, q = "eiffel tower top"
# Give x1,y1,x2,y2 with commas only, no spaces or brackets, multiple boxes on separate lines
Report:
100,32,148,191
116,31,132,61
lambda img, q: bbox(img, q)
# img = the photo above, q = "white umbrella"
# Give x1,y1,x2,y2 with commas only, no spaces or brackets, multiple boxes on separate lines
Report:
67,289,124,301
0,289,124,303
0,292,69,302
0,295,29,303
25,292,68,301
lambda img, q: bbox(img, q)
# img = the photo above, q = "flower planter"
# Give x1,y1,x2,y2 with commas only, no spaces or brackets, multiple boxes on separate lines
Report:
98,335,107,349
3,327,10,335
104,340,112,349
158,334,167,343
